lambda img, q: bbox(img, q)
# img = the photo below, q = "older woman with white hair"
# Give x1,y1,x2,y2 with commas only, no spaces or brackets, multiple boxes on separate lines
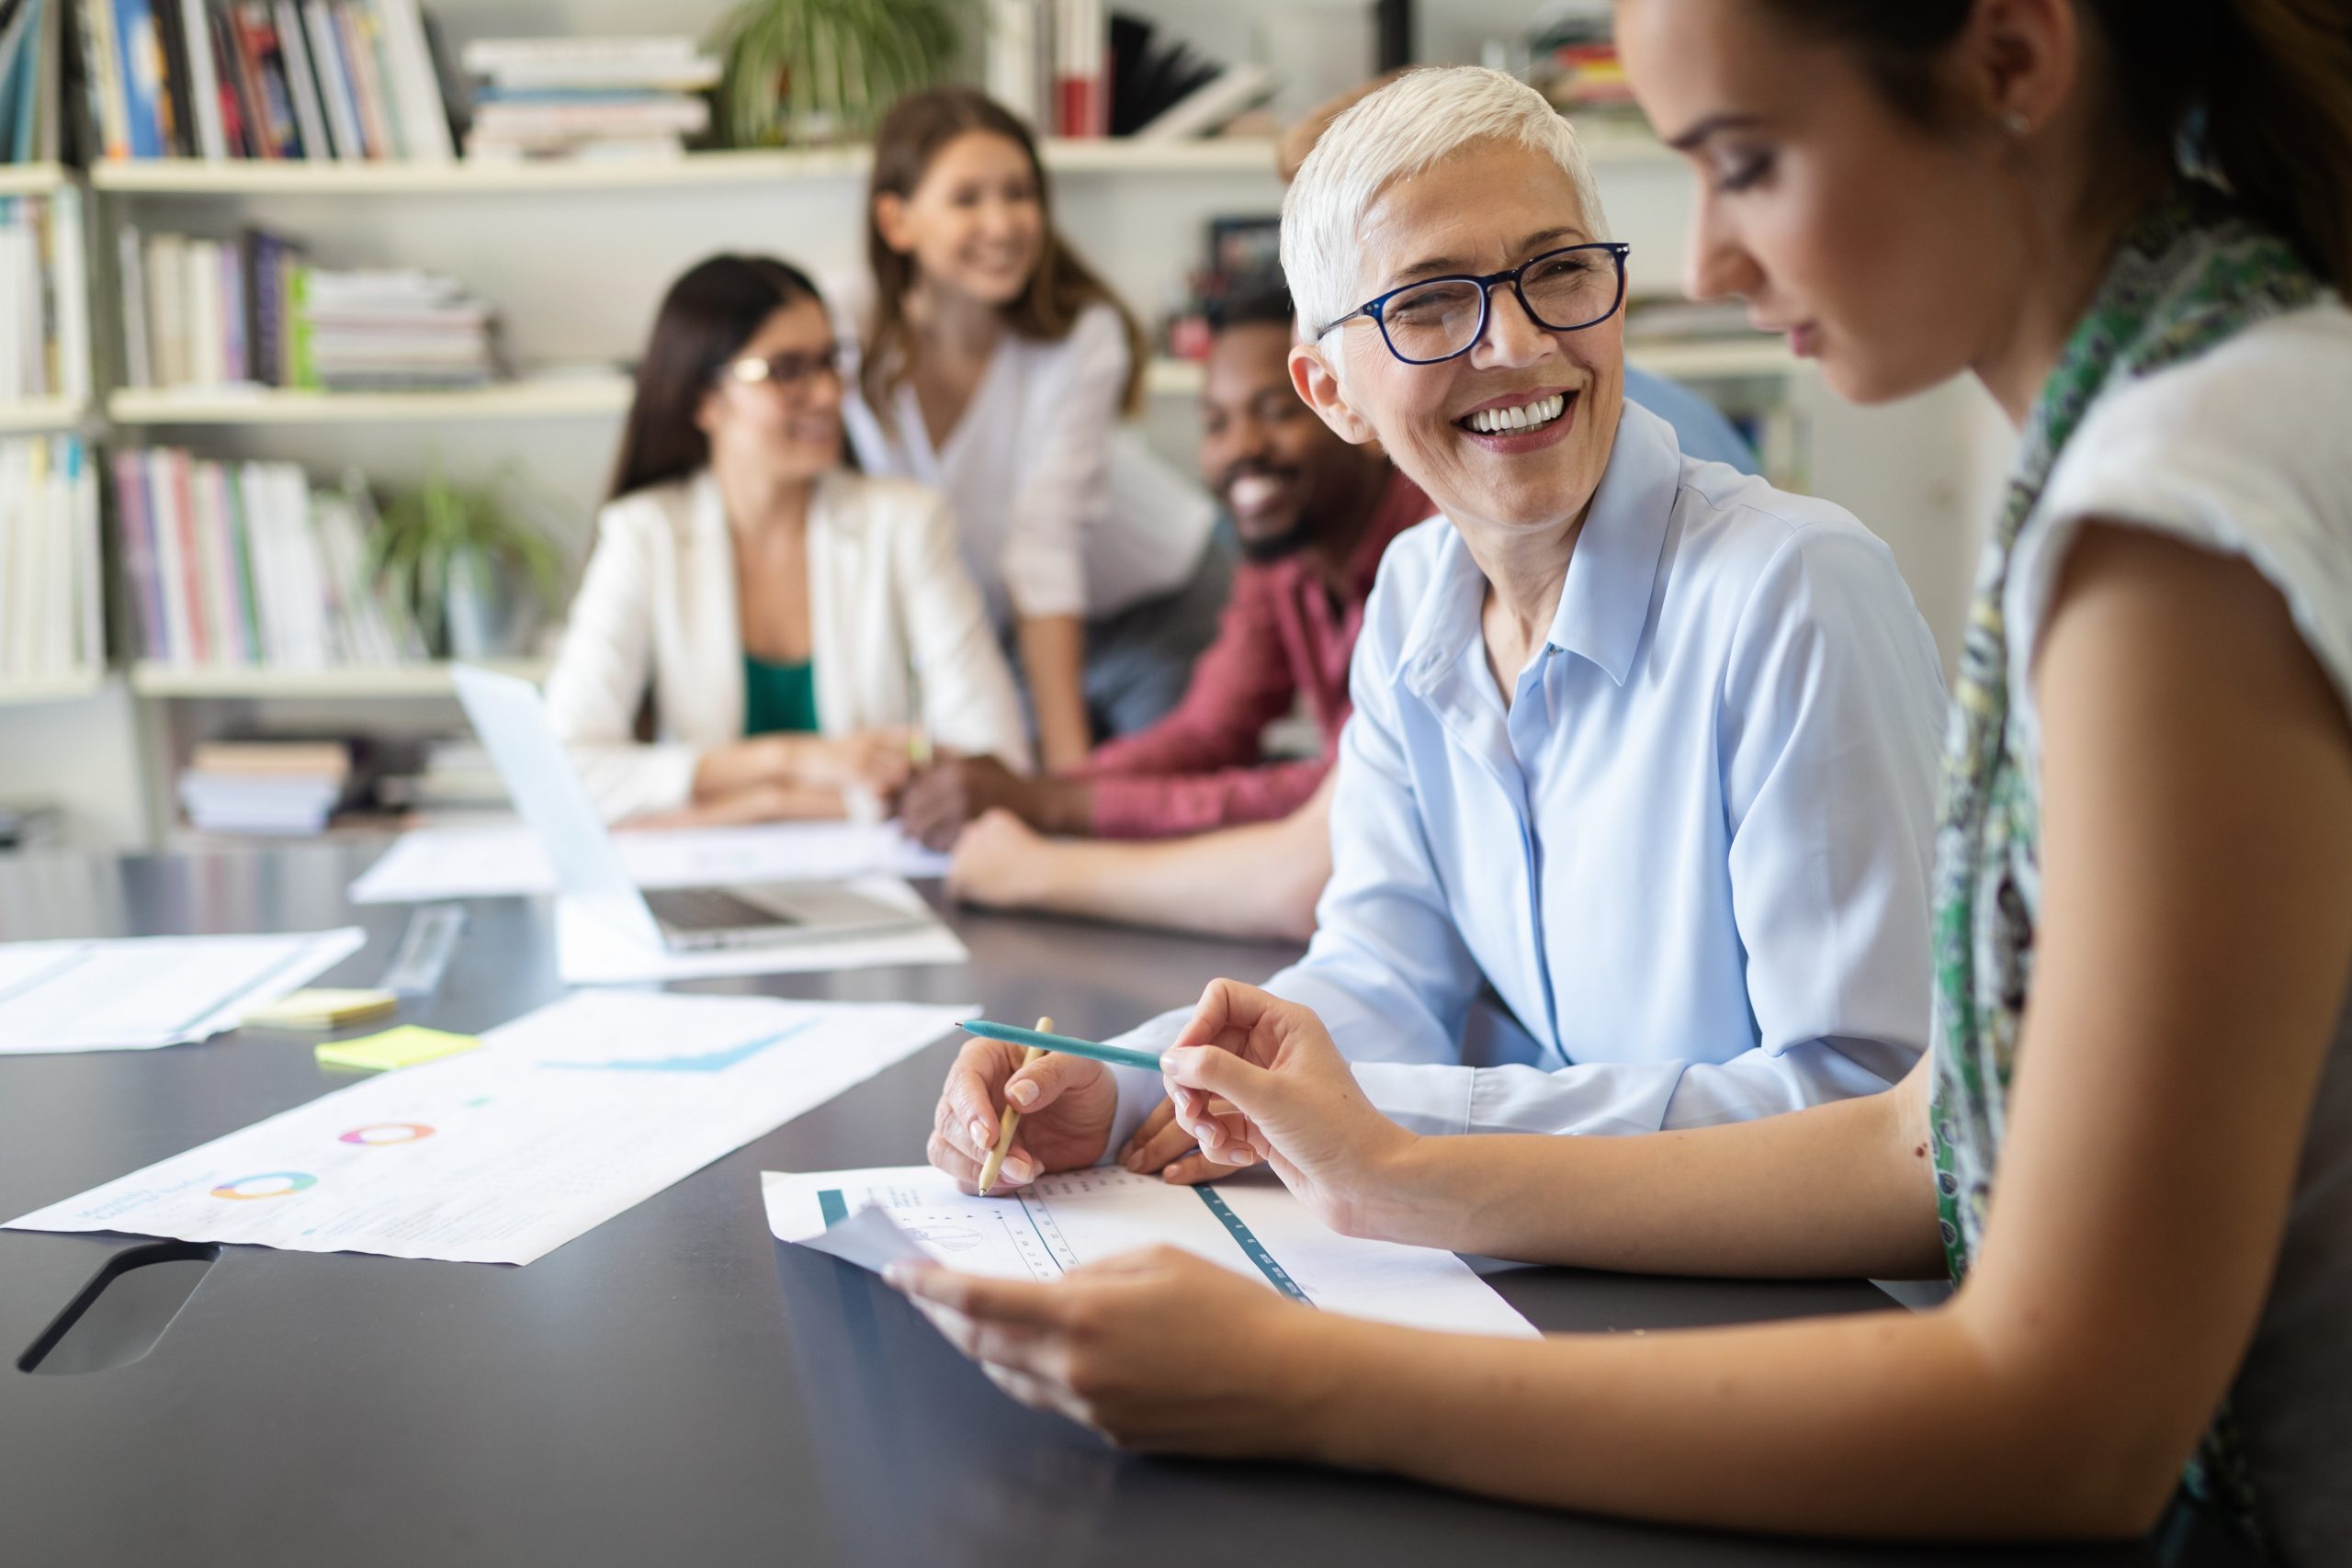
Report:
925,64,1946,1191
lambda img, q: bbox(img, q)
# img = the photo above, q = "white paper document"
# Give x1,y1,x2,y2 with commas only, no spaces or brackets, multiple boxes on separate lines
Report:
763,1165,1538,1338
554,877,967,984
7,992,971,1264
0,928,367,1055
349,819,952,904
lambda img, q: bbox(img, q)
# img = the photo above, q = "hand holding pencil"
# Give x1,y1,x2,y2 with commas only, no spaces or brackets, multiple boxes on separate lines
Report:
932,1016,1122,1194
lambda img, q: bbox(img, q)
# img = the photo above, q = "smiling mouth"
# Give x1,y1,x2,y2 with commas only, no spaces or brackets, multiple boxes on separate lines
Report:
1459,391,1572,436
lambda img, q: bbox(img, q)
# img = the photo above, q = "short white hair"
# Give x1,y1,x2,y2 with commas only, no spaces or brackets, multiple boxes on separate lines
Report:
1280,67,1611,343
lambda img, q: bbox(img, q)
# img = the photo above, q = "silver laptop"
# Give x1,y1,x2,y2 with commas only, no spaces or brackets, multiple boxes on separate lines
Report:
451,665,929,952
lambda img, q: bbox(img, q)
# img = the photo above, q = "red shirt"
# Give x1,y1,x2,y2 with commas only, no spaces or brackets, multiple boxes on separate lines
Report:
1079,467,1433,838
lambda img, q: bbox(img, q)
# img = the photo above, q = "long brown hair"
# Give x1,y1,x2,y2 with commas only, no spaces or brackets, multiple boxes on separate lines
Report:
862,87,1148,419
1753,0,2352,291
608,254,827,502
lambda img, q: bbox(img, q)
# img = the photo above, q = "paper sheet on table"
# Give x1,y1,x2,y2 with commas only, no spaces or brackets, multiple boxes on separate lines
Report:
349,818,951,903
555,877,967,983
6,991,973,1265
763,1165,1537,1339
0,928,367,1055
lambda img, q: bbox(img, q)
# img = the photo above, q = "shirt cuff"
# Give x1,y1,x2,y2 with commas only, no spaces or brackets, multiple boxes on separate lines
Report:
1102,1007,1188,1153
1352,1062,1476,1137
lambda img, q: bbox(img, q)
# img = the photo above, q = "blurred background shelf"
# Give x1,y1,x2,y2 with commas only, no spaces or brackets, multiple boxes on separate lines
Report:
129,660,550,699
0,162,71,196
0,396,88,432
108,380,636,424
0,670,109,706
87,138,1292,196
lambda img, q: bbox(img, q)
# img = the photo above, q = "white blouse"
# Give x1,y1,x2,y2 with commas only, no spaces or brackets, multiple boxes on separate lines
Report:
829,276,1215,626
543,468,1032,823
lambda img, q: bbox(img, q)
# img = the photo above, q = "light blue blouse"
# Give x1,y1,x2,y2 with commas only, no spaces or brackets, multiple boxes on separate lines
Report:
1108,400,1948,1143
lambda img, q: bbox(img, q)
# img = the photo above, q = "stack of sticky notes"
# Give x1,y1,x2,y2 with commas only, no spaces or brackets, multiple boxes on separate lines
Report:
243,988,400,1031
314,1026,481,1073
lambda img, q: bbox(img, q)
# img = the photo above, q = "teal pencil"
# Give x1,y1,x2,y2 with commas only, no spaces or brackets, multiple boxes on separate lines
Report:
958,1019,1166,1072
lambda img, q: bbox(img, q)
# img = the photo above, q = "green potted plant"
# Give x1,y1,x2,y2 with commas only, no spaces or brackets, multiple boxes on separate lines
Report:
710,0,962,147
368,468,566,661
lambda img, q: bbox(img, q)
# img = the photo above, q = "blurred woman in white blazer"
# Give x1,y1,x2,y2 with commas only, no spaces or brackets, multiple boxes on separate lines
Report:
545,254,1031,826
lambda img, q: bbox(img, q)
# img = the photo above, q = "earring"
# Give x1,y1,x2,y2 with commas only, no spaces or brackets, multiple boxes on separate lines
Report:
2002,108,2031,137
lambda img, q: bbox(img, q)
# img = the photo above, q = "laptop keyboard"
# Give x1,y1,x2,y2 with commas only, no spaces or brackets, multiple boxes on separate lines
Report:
642,887,798,932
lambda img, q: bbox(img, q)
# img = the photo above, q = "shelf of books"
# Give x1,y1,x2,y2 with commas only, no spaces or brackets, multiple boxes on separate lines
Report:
130,657,546,699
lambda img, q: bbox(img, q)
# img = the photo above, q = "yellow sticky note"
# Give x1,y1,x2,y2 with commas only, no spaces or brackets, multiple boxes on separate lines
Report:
315,1025,480,1073
245,987,400,1030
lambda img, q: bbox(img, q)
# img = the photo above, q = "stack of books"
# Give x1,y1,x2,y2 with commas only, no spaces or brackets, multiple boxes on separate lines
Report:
1528,12,1641,126
177,738,355,834
77,0,458,163
0,189,88,401
300,267,492,389
115,448,424,669
459,35,716,163
375,735,505,816
0,0,67,163
0,434,102,682
118,226,495,392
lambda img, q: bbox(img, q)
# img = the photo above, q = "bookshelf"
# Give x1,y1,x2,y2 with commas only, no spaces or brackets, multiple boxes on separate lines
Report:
0,2,2003,854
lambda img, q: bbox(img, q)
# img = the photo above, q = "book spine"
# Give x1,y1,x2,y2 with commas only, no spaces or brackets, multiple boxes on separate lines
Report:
84,0,132,157
177,0,225,157
117,221,151,389
142,449,189,660
206,2,251,156
151,0,194,154
111,452,156,659
370,0,447,160
300,0,355,157
221,460,262,660
50,185,87,400
270,0,326,159
109,0,164,156
331,2,384,156
218,232,244,380
167,446,212,661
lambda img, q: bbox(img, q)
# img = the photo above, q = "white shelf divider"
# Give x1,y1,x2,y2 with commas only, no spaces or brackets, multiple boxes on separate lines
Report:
88,138,1292,197
0,161,71,196
109,378,634,424
1628,337,1798,380
0,667,109,706
0,395,89,432
130,658,549,699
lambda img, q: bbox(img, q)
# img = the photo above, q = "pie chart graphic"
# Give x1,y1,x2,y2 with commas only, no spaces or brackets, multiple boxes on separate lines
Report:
211,1171,317,1201
339,1122,435,1146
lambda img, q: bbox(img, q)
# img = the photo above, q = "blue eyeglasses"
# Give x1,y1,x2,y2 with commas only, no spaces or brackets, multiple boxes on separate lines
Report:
1317,243,1632,366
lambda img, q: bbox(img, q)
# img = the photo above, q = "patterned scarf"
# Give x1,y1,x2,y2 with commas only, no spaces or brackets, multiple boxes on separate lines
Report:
1927,188,2322,1538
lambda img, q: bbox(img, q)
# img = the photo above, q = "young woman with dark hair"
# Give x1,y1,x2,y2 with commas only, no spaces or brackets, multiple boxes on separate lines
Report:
896,6,2352,1556
832,87,1227,771
543,254,1029,826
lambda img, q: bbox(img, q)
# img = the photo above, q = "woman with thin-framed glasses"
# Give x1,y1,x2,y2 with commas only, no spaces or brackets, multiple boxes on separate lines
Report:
922,66,1949,1220
543,254,1030,827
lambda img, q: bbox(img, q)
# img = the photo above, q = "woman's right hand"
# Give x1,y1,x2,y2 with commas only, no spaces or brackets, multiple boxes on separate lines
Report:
1160,980,1420,1239
782,729,914,799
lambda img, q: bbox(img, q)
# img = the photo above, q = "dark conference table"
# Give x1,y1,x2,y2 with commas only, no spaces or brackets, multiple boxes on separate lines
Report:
0,844,2255,1567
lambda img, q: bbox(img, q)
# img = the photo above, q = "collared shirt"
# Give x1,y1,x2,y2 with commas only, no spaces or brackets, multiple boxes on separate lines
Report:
1077,467,1433,839
1106,400,1946,1143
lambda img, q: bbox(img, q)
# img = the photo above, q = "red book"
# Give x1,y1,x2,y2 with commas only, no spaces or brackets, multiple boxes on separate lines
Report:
168,451,210,663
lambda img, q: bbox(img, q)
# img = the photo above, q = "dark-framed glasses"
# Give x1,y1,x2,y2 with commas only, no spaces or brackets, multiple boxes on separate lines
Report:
721,344,842,390
1318,242,1632,366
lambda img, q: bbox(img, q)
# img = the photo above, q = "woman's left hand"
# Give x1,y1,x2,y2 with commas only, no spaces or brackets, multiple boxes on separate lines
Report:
889,1247,1338,1456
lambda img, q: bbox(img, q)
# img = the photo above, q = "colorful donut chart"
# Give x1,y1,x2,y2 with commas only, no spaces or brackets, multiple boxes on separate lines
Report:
338,1122,435,1146
210,1171,318,1201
